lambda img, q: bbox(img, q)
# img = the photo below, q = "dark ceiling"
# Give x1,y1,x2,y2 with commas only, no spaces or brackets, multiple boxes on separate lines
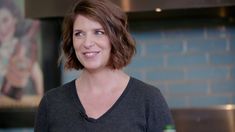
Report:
25,0,235,19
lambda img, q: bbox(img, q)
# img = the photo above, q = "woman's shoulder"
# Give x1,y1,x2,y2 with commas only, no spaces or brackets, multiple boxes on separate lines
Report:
130,77,161,96
43,79,76,100
37,80,77,117
129,77,168,103
130,77,170,113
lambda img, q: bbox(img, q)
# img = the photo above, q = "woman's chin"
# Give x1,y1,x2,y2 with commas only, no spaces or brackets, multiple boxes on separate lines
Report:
83,64,107,72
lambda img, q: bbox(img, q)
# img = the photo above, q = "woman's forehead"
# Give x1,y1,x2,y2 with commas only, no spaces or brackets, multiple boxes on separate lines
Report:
74,15,103,28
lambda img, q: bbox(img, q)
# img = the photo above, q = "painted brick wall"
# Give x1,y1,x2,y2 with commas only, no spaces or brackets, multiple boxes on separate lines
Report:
125,18,235,108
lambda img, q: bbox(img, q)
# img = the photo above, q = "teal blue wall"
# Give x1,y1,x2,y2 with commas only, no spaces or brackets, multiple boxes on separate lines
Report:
125,18,235,108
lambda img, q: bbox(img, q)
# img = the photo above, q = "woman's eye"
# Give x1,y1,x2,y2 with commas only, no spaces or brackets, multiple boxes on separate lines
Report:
74,31,84,37
95,30,105,35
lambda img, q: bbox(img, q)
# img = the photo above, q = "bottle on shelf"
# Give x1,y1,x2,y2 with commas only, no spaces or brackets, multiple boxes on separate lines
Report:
163,124,176,132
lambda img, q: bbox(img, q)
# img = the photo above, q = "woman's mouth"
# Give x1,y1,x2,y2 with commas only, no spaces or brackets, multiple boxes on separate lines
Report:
83,51,100,58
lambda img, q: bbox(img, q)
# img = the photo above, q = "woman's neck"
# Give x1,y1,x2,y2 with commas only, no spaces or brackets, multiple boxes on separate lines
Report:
76,68,129,93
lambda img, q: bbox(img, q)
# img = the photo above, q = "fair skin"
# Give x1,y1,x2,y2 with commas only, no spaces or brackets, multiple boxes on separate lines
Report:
0,7,43,96
73,15,129,119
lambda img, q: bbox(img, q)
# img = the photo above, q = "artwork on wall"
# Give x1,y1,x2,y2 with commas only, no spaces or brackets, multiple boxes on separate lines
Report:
0,0,43,109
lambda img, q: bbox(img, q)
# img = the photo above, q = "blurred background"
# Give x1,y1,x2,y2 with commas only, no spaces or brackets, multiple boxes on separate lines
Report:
0,0,235,131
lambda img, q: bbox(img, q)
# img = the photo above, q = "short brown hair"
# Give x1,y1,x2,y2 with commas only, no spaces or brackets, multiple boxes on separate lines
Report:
61,0,136,70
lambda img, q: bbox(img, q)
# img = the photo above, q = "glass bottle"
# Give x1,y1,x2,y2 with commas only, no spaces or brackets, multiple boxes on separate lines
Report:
163,125,176,132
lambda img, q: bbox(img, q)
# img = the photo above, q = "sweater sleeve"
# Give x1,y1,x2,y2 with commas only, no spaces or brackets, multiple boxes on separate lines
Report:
34,95,49,132
146,89,174,132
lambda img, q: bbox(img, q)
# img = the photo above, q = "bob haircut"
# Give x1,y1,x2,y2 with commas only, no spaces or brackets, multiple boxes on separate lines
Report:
61,0,136,70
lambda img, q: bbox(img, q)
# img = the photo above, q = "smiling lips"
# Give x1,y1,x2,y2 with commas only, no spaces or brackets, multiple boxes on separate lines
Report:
83,51,100,58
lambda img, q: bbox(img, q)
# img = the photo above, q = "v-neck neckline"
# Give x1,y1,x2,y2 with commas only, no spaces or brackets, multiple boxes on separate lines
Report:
71,77,133,123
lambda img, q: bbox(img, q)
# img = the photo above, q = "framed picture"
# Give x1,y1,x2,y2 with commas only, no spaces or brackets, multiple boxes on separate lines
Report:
0,0,46,128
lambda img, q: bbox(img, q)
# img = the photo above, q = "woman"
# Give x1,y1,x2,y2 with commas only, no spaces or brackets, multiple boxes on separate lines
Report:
35,0,173,131
0,0,43,99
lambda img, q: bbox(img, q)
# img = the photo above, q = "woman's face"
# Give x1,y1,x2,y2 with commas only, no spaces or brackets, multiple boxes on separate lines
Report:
73,15,111,71
0,8,17,43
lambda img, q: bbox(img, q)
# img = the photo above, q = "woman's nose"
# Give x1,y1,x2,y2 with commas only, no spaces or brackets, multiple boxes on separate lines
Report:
83,35,95,49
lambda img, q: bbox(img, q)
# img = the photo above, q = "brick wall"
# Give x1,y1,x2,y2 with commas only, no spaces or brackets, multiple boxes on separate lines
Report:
125,18,235,108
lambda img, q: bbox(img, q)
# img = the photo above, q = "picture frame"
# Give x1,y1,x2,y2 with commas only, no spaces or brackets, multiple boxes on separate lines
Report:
0,18,62,127
0,0,61,128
